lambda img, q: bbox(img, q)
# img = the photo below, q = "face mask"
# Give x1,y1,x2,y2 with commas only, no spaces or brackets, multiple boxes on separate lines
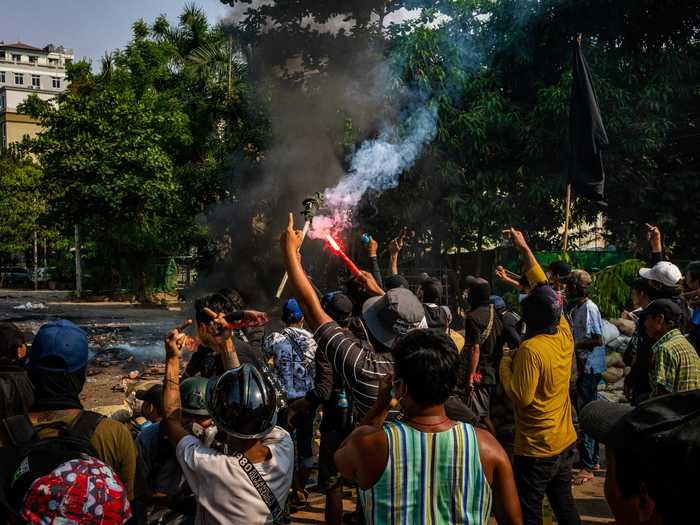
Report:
185,421,217,446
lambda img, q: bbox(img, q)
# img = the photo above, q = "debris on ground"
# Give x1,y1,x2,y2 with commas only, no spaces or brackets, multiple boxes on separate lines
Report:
13,301,47,310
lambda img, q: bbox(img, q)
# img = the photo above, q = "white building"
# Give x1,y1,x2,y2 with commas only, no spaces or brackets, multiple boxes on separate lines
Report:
0,41,72,149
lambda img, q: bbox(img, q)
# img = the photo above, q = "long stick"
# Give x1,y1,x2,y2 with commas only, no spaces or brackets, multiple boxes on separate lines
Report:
74,224,82,299
33,231,38,290
562,183,572,253
275,219,311,298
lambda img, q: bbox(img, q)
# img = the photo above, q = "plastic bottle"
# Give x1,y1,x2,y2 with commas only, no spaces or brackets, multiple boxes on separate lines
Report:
337,390,350,429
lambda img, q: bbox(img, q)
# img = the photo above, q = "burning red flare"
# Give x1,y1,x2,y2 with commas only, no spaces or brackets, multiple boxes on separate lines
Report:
325,235,362,277
326,235,342,252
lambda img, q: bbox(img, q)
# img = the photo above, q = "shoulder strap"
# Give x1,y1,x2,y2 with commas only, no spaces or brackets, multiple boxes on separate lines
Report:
68,411,104,440
282,329,306,362
478,305,496,345
1,414,36,447
232,451,285,525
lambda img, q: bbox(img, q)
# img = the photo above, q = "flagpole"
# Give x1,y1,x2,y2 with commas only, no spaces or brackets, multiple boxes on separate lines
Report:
562,33,582,254
562,183,572,253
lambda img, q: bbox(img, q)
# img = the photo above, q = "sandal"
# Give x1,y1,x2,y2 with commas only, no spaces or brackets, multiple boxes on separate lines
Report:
288,489,309,513
572,469,595,486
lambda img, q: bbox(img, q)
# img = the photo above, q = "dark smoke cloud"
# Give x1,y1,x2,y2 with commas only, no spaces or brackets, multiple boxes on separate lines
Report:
193,3,406,306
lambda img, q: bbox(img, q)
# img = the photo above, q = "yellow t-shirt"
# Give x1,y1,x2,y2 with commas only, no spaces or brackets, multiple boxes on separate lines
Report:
499,263,577,457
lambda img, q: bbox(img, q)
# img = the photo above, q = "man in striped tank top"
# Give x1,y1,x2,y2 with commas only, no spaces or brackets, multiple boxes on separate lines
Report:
334,329,523,525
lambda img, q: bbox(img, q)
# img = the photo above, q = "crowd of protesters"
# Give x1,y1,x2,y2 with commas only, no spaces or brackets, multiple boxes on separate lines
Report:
0,217,698,525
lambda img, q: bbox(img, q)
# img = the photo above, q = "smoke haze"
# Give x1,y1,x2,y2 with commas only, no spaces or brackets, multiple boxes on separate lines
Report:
195,2,457,304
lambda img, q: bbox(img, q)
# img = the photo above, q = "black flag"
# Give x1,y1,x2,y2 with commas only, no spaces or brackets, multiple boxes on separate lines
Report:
568,41,609,205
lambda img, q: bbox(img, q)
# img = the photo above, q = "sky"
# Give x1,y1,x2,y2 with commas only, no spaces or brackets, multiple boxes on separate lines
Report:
0,0,234,65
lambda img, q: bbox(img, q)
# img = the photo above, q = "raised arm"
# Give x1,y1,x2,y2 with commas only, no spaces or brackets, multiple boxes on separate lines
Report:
163,321,193,448
388,237,403,276
645,223,663,265
495,266,525,292
503,228,547,288
201,307,241,370
281,213,332,331
365,237,384,290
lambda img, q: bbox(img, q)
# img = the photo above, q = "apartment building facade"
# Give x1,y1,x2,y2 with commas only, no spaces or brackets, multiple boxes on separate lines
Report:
0,41,72,149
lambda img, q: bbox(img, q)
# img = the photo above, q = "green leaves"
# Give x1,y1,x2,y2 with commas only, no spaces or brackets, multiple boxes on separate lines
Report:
0,153,45,255
589,259,644,319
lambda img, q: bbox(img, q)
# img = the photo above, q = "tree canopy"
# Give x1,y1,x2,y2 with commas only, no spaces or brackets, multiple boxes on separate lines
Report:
16,1,700,300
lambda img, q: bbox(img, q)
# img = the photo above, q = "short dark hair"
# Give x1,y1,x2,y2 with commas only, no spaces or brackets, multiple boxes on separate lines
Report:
631,277,654,297
218,288,245,310
392,329,458,406
384,274,409,290
612,447,686,524
0,322,25,364
420,278,442,304
548,260,571,278
194,293,233,325
687,261,700,284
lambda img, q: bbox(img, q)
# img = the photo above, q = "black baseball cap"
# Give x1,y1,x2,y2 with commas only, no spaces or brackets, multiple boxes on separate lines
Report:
638,298,683,325
136,384,164,414
384,274,409,290
321,291,353,323
580,391,700,480
521,284,561,335
362,288,427,348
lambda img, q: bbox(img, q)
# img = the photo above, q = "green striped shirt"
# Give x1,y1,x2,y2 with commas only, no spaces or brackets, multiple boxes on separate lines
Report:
359,421,492,525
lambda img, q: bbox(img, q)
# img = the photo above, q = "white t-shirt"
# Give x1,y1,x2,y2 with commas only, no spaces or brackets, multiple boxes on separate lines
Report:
176,426,294,525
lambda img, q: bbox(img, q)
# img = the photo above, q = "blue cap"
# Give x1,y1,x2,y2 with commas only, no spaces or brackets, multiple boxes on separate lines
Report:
29,320,89,373
282,299,304,324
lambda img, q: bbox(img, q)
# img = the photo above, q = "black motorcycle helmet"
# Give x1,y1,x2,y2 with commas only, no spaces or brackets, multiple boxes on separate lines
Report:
206,364,280,439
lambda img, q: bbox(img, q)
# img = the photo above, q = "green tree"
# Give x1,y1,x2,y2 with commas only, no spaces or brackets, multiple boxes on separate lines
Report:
0,152,45,258
20,64,192,301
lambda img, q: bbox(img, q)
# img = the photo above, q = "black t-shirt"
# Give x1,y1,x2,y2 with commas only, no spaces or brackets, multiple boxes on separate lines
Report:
501,310,522,349
459,305,504,386
0,365,34,419
624,325,654,404
184,337,263,378
423,304,451,330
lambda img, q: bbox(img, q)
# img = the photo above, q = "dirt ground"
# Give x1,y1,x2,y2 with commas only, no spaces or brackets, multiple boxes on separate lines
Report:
291,473,613,524
1,289,615,524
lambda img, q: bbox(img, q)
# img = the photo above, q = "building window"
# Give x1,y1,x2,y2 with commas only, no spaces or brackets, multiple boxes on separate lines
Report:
52,77,61,89
48,58,59,66
12,54,21,62
0,51,5,59
0,95,5,109
29,56,37,64
32,74,40,87
15,72,23,85
0,71,4,83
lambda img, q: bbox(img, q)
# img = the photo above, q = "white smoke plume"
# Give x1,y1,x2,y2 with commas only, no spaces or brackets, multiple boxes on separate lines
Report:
309,103,438,239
